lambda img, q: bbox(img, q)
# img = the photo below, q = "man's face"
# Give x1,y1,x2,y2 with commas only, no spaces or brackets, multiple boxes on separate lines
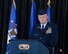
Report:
38,14,48,24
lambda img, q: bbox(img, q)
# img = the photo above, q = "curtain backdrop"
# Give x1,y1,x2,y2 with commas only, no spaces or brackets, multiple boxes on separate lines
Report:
0,0,67,54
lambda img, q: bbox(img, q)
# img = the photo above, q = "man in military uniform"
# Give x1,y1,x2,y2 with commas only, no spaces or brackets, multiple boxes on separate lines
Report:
32,9,58,54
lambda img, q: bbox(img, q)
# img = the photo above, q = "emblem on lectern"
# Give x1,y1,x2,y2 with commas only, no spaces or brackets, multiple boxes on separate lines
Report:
18,44,30,50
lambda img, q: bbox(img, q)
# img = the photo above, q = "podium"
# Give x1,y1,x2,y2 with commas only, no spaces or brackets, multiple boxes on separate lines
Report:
10,39,49,54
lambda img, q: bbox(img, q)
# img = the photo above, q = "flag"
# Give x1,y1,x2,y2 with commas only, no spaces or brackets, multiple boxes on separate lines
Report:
47,0,51,22
6,0,17,54
47,6,50,22
29,0,36,38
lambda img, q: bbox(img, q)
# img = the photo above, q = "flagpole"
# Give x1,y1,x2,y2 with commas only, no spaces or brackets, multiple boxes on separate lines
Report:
12,0,16,9
47,0,51,7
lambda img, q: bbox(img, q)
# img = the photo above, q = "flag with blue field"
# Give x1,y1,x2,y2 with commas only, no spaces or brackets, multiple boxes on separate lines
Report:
47,0,51,22
6,0,17,54
29,0,36,38
47,6,50,22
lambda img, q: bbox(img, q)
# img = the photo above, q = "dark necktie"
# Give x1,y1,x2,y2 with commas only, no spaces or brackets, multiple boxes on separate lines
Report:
42,25,44,30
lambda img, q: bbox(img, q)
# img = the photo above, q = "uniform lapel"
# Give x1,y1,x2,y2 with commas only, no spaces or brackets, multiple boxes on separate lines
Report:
42,22,50,32
37,22,51,33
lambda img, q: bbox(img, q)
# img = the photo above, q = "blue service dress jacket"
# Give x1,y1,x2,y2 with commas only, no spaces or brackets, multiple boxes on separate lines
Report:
31,22,58,51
